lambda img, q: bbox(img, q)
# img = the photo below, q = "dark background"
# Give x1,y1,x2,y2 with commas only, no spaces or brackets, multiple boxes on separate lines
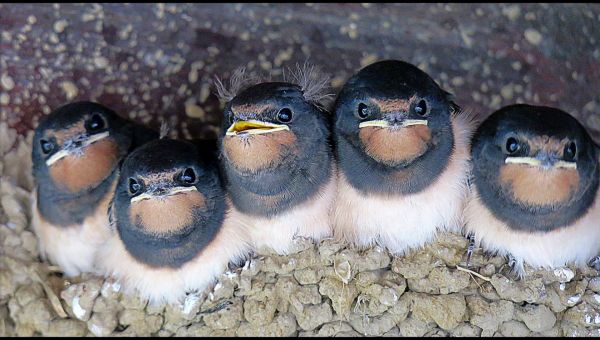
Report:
1,3,599,142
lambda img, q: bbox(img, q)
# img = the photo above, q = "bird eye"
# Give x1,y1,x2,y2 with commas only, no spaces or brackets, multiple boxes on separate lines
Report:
179,168,197,185
414,99,428,116
505,137,520,155
128,178,142,196
357,103,370,119
564,141,577,161
85,113,105,132
277,108,293,123
40,139,54,154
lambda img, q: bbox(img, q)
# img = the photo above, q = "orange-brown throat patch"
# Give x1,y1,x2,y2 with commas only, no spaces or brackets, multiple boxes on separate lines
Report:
49,138,119,193
372,95,417,113
359,125,431,166
223,130,298,172
129,190,206,234
499,163,580,206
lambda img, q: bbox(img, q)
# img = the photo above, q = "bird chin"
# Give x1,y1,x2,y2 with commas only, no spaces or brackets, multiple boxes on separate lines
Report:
48,138,119,193
223,128,298,174
499,162,580,207
359,124,431,167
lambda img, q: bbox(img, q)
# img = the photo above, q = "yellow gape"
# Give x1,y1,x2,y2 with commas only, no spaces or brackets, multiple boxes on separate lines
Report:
226,120,290,136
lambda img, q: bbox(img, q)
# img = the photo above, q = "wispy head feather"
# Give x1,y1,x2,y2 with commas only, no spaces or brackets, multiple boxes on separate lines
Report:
213,62,333,108
213,67,258,102
286,61,334,106
159,120,170,139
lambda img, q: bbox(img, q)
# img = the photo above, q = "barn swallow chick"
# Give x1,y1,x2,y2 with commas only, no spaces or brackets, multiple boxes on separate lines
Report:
332,60,476,254
464,104,600,277
31,101,157,277
97,139,251,305
215,65,336,254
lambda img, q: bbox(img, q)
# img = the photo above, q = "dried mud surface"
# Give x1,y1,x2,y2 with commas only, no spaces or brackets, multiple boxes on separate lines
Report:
2,3,600,337
1,128,600,336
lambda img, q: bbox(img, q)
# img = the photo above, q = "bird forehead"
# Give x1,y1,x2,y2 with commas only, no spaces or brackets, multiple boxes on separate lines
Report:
526,135,571,149
371,95,418,113
136,169,180,183
45,121,87,144
231,103,274,115
502,133,571,151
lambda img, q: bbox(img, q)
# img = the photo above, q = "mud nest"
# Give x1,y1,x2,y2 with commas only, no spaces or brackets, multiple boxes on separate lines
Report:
0,123,599,337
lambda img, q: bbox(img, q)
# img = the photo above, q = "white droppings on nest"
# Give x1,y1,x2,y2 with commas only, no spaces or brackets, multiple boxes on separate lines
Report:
180,292,202,315
553,267,575,283
89,323,104,337
72,295,87,320
100,280,121,298
567,294,582,306
223,271,238,279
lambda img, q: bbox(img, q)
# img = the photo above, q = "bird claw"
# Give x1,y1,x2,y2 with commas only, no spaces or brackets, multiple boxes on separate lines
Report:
588,255,600,271
465,233,476,268
502,254,525,280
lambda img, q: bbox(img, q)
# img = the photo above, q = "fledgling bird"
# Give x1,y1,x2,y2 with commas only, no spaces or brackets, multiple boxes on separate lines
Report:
31,101,157,277
464,104,600,276
332,60,476,254
215,65,336,254
97,139,251,305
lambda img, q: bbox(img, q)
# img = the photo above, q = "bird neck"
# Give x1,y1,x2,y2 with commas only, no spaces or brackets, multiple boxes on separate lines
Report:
37,168,119,226
117,193,227,268
224,144,333,218
475,163,600,232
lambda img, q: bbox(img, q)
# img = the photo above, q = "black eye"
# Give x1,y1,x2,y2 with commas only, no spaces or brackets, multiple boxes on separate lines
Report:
505,137,520,155
128,178,142,196
357,103,370,119
277,108,293,123
40,139,54,154
564,142,577,161
85,114,105,132
179,168,197,185
414,99,427,116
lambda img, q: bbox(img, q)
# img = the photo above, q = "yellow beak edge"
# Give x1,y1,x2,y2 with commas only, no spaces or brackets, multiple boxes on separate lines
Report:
226,120,290,136
358,119,428,129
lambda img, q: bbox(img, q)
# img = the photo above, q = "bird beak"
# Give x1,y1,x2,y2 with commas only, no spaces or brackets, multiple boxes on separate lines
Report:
358,119,428,129
505,156,577,170
225,120,290,136
130,185,197,203
46,131,110,166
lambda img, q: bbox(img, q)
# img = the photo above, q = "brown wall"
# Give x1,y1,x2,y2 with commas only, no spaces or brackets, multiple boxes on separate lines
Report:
1,3,599,142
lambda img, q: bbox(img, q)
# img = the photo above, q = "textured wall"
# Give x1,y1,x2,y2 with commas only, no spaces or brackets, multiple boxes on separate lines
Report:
1,3,600,141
